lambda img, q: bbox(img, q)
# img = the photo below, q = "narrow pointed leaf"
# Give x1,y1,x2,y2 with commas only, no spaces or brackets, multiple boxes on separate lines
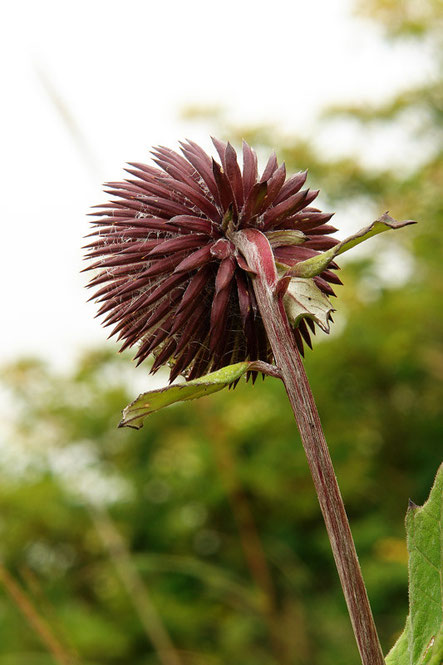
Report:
173,244,213,273
260,152,278,181
242,140,258,197
147,233,208,257
290,213,416,278
274,170,307,204
119,361,280,428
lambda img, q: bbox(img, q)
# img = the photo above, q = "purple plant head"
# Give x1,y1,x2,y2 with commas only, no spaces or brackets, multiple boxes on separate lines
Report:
84,138,341,381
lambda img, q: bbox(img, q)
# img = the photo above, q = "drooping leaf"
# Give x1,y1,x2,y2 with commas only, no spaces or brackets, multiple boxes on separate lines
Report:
119,361,280,429
282,276,335,333
290,213,416,278
386,463,443,665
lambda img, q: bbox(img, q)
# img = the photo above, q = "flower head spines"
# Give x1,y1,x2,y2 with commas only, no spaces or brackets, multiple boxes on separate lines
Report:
85,138,341,381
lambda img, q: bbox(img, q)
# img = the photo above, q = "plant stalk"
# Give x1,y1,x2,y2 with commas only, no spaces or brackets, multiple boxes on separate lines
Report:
235,230,385,665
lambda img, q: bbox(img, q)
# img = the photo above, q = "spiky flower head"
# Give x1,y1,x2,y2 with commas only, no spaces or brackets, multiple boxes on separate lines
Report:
85,138,341,382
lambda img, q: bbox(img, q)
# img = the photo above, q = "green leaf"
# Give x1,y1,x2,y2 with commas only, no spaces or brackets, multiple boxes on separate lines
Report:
265,229,306,248
386,463,443,665
119,361,280,429
289,213,416,279
427,630,443,665
387,618,412,665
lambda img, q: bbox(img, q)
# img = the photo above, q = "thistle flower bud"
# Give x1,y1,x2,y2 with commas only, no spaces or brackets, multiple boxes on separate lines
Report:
84,138,341,381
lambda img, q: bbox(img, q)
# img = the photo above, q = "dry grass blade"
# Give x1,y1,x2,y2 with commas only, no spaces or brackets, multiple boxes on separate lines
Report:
0,562,77,665
90,506,184,665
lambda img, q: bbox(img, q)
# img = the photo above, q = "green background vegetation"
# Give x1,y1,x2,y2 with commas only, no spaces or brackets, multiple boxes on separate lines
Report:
0,1,441,663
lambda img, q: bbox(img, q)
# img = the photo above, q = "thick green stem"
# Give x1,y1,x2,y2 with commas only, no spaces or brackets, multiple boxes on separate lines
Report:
235,229,385,665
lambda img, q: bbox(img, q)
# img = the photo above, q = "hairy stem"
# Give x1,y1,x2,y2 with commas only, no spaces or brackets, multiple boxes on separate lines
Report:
235,229,385,665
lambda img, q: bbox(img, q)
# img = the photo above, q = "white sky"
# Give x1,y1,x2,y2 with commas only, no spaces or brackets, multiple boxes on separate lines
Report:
1,0,430,370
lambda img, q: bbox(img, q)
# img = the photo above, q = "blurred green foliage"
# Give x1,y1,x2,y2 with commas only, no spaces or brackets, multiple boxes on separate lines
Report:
0,1,442,663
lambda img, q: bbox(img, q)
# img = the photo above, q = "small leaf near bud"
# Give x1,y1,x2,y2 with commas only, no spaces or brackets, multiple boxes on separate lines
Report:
119,361,281,429
265,229,307,248
289,213,416,279
282,275,335,334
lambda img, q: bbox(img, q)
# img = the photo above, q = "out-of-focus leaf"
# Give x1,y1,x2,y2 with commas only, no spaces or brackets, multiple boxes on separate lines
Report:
290,214,416,278
386,464,443,665
135,553,261,612
119,360,280,429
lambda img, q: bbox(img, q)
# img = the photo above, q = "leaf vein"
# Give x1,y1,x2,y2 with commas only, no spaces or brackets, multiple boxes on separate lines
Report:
412,545,440,573
413,583,441,608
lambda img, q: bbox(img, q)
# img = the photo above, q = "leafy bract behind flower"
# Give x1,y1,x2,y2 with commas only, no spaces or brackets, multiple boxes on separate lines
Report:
85,138,341,381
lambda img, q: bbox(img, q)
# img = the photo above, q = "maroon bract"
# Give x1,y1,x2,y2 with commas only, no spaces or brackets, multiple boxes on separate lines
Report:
84,138,341,381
